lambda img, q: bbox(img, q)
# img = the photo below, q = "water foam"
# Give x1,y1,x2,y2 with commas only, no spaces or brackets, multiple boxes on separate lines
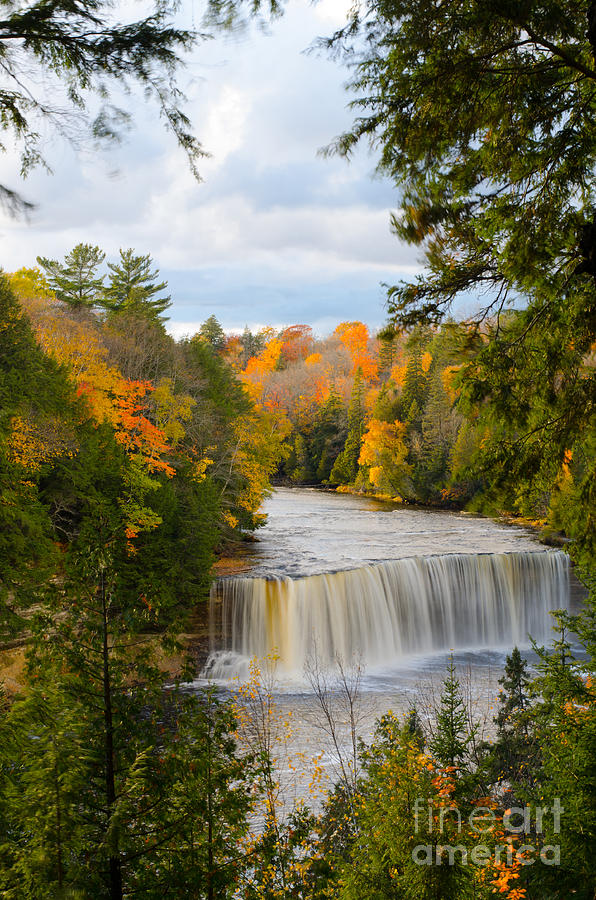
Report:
203,550,570,680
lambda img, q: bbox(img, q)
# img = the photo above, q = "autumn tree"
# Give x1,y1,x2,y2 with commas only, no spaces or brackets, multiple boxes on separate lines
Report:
358,417,411,497
278,324,314,366
335,321,378,380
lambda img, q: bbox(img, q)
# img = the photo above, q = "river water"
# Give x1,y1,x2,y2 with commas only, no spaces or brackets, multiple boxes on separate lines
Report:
199,488,575,797
204,488,571,682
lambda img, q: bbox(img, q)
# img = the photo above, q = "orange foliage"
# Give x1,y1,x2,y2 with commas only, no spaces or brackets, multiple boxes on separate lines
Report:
560,448,573,480
15,290,175,478
335,321,378,380
109,380,175,477
314,375,330,404
242,337,284,402
390,362,407,388
421,350,433,373
279,324,313,363
305,352,322,367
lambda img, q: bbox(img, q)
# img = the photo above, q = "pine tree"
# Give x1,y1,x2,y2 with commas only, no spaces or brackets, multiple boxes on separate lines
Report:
37,243,105,310
329,370,365,485
292,433,314,483
200,315,227,352
400,350,427,429
488,647,535,790
430,655,470,770
312,388,346,482
104,249,170,322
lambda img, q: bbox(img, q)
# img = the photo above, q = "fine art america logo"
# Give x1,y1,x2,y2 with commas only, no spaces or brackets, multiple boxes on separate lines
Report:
412,798,563,867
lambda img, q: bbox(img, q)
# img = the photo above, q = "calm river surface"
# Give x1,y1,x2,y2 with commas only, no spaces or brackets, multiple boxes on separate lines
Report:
241,487,546,577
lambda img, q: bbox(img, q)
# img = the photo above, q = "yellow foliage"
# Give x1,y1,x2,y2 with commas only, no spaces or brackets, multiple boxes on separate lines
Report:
421,350,433,373
192,453,214,482
7,268,54,301
365,386,380,413
232,410,291,515
8,414,76,472
152,377,195,445
441,364,462,403
305,352,322,367
390,362,407,388
222,511,239,529
359,418,411,495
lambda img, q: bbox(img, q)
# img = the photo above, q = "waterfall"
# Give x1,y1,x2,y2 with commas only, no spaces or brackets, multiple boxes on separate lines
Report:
204,550,570,680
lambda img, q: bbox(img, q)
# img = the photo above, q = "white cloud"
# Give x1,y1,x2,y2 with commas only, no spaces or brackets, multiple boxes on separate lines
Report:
0,0,421,330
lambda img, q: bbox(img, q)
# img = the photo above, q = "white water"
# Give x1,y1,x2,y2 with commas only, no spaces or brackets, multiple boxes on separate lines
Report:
199,491,575,804
205,551,569,680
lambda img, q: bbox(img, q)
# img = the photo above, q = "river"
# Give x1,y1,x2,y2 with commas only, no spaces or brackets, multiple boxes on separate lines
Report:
198,488,575,798
204,488,571,683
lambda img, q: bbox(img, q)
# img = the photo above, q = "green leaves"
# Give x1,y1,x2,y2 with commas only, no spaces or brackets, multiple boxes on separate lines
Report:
37,244,106,311
0,0,207,213
332,0,596,541
104,249,171,324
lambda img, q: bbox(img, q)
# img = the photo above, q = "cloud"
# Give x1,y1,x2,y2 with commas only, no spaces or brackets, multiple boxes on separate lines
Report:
0,0,422,331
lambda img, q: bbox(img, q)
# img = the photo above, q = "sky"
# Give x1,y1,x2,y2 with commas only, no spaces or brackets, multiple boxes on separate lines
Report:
0,0,424,338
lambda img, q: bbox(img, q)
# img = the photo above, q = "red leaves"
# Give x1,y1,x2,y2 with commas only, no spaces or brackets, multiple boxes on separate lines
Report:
112,380,174,477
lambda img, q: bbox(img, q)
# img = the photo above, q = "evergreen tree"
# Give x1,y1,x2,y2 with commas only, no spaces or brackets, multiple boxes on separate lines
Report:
200,314,227,352
104,249,171,322
333,713,472,900
329,370,365,485
0,275,75,634
377,331,397,378
239,327,266,367
312,388,346,482
429,655,471,770
291,433,314,483
521,612,596,899
373,380,401,424
400,349,427,429
487,647,535,790
412,371,459,500
1,0,206,215
37,243,106,310
0,414,237,898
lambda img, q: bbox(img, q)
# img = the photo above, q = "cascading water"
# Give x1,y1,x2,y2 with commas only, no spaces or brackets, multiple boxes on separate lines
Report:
204,550,570,680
